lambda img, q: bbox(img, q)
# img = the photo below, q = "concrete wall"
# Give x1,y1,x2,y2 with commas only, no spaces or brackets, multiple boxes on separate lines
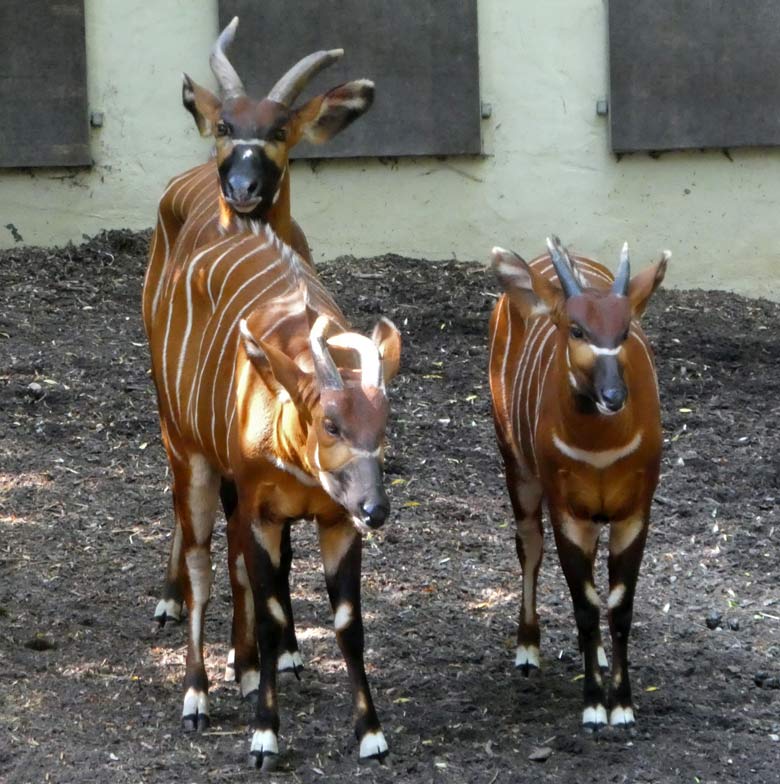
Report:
2,0,778,300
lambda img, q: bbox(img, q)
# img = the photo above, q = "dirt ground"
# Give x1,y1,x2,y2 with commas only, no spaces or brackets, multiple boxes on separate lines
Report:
1,230,779,784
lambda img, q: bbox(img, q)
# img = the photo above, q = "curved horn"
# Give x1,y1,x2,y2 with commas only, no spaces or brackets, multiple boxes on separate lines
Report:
327,332,383,390
210,17,245,100
268,49,344,106
546,235,582,299
612,241,631,296
310,315,343,390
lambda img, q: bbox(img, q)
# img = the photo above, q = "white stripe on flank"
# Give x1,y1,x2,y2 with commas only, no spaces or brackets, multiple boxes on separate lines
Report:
552,430,642,469
514,323,555,448
500,297,512,413
170,236,236,422
207,236,262,308
523,326,555,458
192,257,284,438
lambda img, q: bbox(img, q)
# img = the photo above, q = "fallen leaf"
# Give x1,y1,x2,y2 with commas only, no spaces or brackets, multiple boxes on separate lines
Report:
529,746,552,762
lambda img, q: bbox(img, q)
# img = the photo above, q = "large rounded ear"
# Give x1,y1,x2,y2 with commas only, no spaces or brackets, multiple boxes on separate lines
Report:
182,73,221,137
628,251,671,318
240,320,306,405
289,79,374,146
491,247,563,320
371,317,401,383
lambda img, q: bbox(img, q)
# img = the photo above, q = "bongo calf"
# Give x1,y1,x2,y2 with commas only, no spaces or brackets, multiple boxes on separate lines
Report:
489,236,669,730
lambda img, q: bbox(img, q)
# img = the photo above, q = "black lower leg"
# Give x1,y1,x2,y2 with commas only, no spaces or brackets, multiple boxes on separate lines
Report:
607,524,648,722
325,535,384,751
554,529,606,729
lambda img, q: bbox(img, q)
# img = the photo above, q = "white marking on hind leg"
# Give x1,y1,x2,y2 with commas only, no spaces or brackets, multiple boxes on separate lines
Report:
515,644,540,670
154,597,182,622
278,650,303,672
582,704,607,728
610,705,635,727
250,728,278,755
182,686,208,719
597,646,608,669
359,730,389,759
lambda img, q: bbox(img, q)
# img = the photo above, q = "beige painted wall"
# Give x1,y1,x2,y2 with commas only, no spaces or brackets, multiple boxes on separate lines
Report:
1,0,778,299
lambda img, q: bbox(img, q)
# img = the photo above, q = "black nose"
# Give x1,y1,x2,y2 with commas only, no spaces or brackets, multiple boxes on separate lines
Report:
601,385,626,411
360,499,390,529
225,174,259,204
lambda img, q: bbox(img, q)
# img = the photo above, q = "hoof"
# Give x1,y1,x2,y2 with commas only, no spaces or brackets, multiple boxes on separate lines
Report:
277,651,304,679
359,730,389,763
182,712,210,732
182,687,209,732
153,598,183,627
609,705,635,729
249,729,279,771
514,645,540,677
582,704,608,733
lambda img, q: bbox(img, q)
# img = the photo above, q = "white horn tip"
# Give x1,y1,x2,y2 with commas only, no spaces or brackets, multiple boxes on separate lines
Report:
491,246,510,259
329,48,345,58
229,16,239,28
239,318,251,338
621,241,629,253
662,250,672,261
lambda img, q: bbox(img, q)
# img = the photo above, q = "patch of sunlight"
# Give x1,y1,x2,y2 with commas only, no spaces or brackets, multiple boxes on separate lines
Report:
296,625,331,643
467,585,517,611
0,513,38,528
0,471,52,493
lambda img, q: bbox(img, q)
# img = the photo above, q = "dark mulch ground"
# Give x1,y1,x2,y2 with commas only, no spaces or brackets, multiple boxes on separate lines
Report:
1,231,778,783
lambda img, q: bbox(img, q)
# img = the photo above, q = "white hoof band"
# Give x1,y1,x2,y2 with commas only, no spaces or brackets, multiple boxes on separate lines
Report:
359,730,389,760
582,704,608,729
249,729,279,770
515,645,540,670
154,598,182,622
182,687,209,718
278,651,303,672
250,728,279,755
610,705,635,727
597,646,609,670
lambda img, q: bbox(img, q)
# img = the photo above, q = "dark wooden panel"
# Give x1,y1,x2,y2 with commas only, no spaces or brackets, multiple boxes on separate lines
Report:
219,0,481,158
609,1,780,152
0,0,90,167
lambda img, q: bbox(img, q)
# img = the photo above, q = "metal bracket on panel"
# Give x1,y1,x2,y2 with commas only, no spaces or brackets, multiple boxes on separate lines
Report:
481,101,493,119
596,99,609,117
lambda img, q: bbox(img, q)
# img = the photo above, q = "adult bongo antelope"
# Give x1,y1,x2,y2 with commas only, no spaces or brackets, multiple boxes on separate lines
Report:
142,17,375,667
489,236,669,730
143,203,401,765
